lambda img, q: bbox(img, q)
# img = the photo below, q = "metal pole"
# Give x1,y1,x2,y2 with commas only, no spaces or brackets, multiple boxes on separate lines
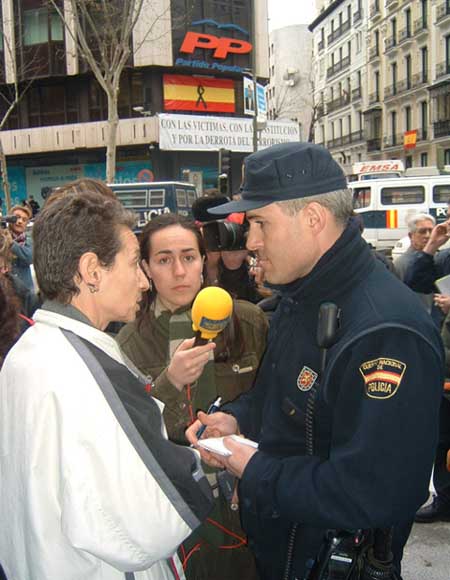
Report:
251,0,258,152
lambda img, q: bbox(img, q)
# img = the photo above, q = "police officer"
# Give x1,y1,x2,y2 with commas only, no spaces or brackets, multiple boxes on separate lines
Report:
186,142,444,580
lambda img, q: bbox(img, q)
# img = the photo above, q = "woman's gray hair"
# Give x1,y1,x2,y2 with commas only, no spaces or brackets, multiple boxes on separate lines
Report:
407,213,435,233
33,190,135,304
276,189,354,225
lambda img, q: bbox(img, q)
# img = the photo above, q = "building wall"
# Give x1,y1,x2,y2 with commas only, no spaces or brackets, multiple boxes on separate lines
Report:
310,0,368,173
267,25,313,141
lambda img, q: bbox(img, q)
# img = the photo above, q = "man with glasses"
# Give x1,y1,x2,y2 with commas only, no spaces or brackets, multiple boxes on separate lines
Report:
394,213,435,313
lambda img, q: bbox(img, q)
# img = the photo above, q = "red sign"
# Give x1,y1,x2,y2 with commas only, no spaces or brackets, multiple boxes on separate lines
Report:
180,32,252,59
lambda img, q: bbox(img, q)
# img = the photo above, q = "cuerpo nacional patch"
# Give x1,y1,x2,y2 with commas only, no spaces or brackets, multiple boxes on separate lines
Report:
359,357,406,399
297,366,318,392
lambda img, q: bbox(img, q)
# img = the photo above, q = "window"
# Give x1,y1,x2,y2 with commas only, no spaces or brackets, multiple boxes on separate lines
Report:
421,101,428,139
149,189,165,207
391,63,397,93
116,190,147,208
405,156,413,169
176,188,187,207
391,18,397,45
405,54,411,88
433,185,450,203
421,152,428,167
390,111,397,144
375,70,380,100
405,8,411,37
421,0,428,27
421,46,428,82
187,190,196,208
446,36,450,72
23,7,63,46
381,186,424,205
352,187,371,209
405,105,411,131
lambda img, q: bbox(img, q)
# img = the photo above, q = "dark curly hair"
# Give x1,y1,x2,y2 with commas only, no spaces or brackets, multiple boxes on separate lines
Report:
0,276,21,368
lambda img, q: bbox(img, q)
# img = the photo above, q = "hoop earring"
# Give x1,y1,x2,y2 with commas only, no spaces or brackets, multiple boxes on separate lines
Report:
200,273,204,285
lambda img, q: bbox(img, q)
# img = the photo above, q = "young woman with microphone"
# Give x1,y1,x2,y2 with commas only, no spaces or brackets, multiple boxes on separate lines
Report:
117,213,267,580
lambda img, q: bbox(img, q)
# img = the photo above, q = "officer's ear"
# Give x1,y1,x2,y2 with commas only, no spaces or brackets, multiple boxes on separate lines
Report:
301,202,327,234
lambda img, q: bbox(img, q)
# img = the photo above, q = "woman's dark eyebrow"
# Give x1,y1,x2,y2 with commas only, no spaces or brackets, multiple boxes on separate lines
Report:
154,248,197,255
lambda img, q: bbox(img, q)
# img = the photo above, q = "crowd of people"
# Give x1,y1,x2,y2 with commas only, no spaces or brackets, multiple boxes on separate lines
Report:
0,143,449,580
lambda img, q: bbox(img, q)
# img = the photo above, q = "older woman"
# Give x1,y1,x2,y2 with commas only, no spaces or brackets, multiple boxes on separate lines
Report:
0,190,213,580
117,214,267,580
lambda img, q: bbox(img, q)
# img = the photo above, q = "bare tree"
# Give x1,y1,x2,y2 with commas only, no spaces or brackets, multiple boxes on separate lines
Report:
49,0,171,183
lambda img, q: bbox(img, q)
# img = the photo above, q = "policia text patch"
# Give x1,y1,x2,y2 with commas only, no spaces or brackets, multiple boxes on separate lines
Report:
359,357,406,399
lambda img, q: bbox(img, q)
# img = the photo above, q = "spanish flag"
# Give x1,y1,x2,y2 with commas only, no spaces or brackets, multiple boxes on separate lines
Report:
386,209,398,229
163,74,235,113
403,129,417,150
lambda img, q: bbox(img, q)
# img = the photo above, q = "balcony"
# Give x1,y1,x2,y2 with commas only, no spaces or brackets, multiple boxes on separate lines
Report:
398,27,413,46
326,55,351,79
327,19,351,46
384,133,403,148
436,2,450,24
436,61,450,79
318,39,325,53
369,45,380,60
386,0,399,11
350,129,364,143
326,93,351,113
434,119,450,138
317,104,325,118
416,128,429,141
412,71,428,88
369,2,381,20
384,84,398,98
414,17,428,36
368,91,380,105
352,86,362,100
353,9,363,24
367,138,382,151
384,36,397,52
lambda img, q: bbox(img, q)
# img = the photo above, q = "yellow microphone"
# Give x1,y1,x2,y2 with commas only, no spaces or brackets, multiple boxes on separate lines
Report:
191,287,233,345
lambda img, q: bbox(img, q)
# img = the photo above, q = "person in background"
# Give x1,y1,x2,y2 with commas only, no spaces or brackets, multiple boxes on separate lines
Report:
44,177,117,207
0,189,213,580
0,229,39,320
394,213,436,313
117,213,267,580
187,142,444,580
27,195,40,217
8,204,33,291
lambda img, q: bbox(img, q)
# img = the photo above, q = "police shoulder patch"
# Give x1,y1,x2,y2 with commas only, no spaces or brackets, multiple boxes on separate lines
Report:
359,357,406,399
297,366,318,392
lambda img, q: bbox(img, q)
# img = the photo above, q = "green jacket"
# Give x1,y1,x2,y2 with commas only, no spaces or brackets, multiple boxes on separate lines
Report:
117,299,268,444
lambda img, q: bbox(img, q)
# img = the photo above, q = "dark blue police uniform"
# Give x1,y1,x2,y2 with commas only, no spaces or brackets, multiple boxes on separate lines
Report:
225,220,444,580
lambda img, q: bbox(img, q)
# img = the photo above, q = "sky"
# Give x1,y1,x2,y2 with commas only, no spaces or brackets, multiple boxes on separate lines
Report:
268,0,317,31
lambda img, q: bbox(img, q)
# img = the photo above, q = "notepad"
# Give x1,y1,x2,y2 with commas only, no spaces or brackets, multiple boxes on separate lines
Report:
197,434,258,457
436,274,450,295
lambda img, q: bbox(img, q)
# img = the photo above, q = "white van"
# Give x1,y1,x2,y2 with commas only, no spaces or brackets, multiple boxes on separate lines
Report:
349,174,450,251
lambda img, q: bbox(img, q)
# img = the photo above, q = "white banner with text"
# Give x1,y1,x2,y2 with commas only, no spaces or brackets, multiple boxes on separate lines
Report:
158,113,300,152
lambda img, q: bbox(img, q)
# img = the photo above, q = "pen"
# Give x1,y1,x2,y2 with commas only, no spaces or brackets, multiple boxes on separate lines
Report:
196,396,222,439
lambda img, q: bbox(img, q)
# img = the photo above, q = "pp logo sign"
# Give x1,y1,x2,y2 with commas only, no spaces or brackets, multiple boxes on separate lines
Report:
180,32,252,60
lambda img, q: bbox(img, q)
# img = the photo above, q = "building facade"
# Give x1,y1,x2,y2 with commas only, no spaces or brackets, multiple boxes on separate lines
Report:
266,24,313,141
311,0,450,172
0,0,299,210
309,0,367,174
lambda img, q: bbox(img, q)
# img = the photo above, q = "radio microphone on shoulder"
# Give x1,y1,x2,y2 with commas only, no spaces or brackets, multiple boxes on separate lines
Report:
191,287,233,346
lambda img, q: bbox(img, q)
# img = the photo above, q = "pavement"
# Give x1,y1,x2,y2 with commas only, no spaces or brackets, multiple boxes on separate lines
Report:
402,520,450,579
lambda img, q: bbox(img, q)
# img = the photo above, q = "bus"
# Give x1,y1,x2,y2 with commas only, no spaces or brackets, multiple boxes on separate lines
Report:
349,173,450,251
109,181,199,229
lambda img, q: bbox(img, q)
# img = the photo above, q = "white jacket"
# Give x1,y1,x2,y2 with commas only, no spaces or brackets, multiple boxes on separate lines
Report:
0,308,210,580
